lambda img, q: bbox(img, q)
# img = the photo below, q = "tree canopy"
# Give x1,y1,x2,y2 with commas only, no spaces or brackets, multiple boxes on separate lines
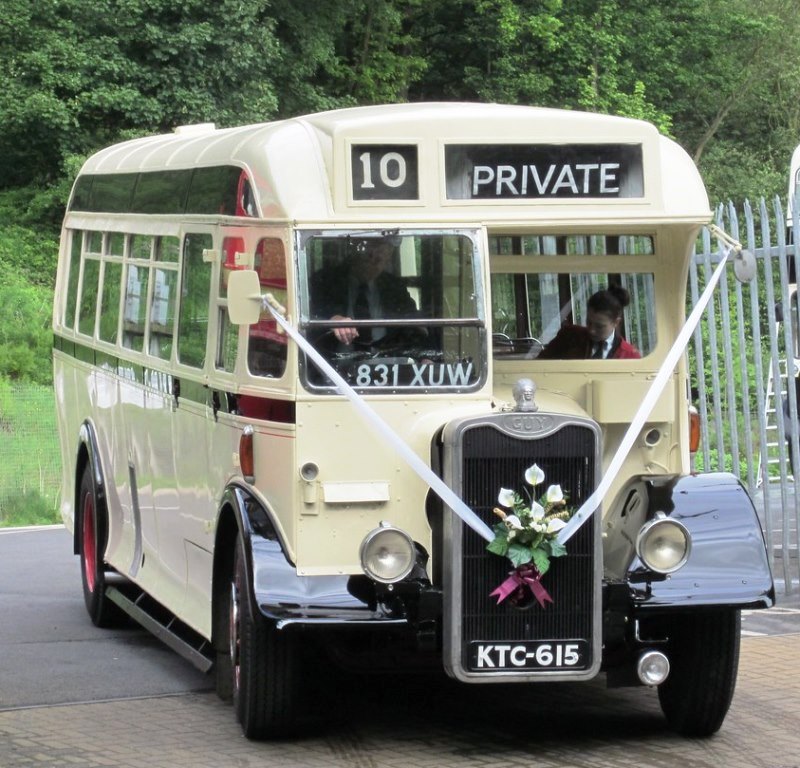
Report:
1,0,798,223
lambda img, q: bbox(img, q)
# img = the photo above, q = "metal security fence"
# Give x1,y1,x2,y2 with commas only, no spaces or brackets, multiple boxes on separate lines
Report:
0,380,62,525
691,198,799,596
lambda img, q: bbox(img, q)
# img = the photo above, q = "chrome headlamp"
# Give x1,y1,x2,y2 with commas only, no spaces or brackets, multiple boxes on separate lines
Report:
635,513,692,574
359,522,415,584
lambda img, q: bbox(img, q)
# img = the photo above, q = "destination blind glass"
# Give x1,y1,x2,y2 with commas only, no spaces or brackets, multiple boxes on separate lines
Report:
445,144,644,200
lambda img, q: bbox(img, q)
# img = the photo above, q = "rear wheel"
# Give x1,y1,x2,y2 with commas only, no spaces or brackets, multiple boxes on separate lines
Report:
79,465,124,628
658,610,741,737
230,533,302,739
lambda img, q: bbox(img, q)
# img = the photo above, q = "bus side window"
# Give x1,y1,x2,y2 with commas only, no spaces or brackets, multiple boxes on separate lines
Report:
217,235,244,372
63,230,83,330
97,233,125,345
122,235,152,353
122,263,149,352
77,232,103,338
248,237,287,378
177,233,213,368
98,261,123,344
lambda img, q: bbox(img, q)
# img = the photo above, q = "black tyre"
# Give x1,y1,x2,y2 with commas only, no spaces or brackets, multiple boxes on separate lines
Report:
230,533,301,739
658,610,741,737
78,465,124,628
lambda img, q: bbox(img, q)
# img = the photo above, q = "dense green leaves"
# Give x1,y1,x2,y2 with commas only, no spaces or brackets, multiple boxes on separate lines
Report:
1,0,799,225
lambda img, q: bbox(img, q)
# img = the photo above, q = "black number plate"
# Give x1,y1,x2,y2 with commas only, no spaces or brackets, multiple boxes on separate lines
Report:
468,640,589,671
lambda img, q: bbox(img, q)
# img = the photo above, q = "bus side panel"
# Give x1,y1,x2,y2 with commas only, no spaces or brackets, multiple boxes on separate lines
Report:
53,352,81,533
96,366,135,572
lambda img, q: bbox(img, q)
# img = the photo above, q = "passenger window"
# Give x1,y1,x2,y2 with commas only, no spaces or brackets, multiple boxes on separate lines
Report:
108,232,125,257
491,271,655,359
216,236,246,373
122,264,149,352
77,257,101,337
178,233,212,368
64,230,82,329
98,262,123,344
130,234,153,261
489,234,655,360
248,238,288,378
149,265,178,359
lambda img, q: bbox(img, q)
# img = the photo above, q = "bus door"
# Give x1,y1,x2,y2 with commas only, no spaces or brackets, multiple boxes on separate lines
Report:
163,229,217,612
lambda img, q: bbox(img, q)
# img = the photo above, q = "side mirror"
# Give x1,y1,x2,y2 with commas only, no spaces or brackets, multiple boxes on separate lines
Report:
226,269,263,325
733,249,757,283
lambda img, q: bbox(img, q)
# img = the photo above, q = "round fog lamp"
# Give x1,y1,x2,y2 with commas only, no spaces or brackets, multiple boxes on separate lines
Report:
359,523,415,584
635,516,691,574
637,650,670,686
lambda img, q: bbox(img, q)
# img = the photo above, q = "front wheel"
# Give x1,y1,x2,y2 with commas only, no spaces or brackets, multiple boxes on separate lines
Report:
658,610,741,737
230,533,302,739
78,465,124,628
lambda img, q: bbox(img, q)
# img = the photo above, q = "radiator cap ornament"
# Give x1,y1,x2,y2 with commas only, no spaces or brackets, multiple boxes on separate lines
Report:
512,378,538,412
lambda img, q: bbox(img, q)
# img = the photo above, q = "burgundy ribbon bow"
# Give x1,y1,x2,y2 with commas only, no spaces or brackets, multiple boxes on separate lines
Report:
490,564,553,608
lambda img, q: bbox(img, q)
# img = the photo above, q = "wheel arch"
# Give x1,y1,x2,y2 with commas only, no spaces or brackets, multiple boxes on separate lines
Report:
73,421,105,556
211,484,289,652
631,472,775,609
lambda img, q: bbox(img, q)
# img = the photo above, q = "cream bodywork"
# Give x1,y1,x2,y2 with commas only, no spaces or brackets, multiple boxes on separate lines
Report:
54,103,712,642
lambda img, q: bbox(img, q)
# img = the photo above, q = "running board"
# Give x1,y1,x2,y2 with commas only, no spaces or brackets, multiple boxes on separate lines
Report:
106,585,215,674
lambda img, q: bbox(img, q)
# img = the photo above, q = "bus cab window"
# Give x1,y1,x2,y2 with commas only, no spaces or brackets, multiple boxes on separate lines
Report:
301,231,483,391
247,238,288,378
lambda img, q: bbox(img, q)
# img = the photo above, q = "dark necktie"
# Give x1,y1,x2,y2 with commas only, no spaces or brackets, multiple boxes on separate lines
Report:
353,282,371,341
591,342,604,359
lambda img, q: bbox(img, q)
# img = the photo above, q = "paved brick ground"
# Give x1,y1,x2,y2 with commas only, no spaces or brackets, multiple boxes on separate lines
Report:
1,632,798,768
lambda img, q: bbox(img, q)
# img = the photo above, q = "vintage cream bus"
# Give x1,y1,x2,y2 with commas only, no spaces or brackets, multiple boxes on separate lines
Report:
53,103,773,740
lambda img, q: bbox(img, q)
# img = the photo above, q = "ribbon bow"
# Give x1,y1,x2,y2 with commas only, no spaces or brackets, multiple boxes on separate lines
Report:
490,564,553,608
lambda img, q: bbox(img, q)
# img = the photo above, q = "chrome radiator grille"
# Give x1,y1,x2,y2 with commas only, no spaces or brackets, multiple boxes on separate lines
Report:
443,415,600,680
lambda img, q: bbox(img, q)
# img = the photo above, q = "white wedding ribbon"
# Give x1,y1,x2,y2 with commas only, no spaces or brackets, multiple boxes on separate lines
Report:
264,304,495,542
556,245,732,544
263,229,733,548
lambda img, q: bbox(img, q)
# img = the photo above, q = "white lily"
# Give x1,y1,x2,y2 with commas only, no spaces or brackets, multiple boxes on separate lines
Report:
546,517,567,533
505,514,523,530
530,501,545,521
498,488,516,507
524,463,545,487
545,484,564,504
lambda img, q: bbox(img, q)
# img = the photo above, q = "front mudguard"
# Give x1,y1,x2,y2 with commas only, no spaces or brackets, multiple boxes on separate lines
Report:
222,484,403,628
629,473,774,609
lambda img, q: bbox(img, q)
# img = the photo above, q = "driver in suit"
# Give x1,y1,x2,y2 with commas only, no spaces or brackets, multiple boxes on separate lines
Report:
310,238,420,347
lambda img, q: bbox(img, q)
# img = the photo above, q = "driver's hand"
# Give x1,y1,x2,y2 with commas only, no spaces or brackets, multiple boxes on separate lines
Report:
331,315,359,345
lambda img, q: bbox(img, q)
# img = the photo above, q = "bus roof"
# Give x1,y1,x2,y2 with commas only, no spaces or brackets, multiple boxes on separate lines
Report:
75,102,710,226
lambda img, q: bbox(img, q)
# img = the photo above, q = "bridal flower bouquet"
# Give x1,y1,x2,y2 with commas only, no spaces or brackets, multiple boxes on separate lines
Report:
486,463,573,607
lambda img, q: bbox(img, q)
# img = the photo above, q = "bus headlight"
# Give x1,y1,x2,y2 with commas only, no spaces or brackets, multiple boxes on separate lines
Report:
635,514,691,574
359,523,415,584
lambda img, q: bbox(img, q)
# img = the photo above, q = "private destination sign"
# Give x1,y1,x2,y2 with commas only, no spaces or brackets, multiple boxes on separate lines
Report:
444,144,644,200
